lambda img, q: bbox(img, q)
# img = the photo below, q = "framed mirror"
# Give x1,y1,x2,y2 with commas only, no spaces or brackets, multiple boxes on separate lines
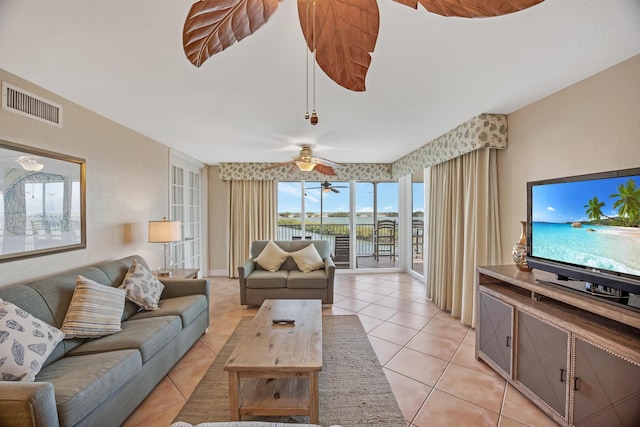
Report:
0,140,86,262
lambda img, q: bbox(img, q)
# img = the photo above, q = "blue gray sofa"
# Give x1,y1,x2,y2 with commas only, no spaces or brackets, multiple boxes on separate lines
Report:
0,255,209,427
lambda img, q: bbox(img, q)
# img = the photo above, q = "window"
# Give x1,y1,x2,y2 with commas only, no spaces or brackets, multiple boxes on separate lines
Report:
278,180,399,269
411,171,425,275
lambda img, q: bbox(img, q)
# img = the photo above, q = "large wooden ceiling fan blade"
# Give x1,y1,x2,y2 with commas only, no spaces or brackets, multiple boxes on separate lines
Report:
297,0,379,92
393,0,544,17
183,0,281,67
312,156,344,170
313,164,338,176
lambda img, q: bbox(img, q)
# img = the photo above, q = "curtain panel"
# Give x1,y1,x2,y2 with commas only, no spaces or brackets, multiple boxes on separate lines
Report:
426,148,502,327
228,180,277,278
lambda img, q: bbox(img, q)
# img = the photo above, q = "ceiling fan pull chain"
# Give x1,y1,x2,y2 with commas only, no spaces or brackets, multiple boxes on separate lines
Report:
310,0,318,125
304,0,310,120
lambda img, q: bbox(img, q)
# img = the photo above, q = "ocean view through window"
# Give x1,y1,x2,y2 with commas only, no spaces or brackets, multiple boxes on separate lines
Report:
277,181,401,269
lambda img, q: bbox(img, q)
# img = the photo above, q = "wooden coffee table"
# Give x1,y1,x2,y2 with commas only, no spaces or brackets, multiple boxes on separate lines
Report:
224,299,323,423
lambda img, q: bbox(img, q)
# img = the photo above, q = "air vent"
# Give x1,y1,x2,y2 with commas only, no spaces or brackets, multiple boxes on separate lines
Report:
2,81,63,127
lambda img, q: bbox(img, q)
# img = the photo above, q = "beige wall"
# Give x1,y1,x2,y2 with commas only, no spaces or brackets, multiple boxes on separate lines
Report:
498,54,640,263
0,69,171,287
208,165,229,275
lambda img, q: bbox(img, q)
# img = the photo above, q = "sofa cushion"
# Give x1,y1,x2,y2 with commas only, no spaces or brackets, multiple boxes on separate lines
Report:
254,241,289,272
68,316,182,363
119,259,165,311
129,295,208,327
289,244,325,273
0,299,65,381
287,270,329,289
36,349,142,427
60,276,126,339
246,270,289,289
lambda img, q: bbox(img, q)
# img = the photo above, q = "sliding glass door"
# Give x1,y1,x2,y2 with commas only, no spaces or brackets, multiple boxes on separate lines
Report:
411,171,425,275
277,180,399,270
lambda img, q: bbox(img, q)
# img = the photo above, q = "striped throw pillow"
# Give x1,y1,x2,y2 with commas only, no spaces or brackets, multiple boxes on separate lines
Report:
60,276,126,338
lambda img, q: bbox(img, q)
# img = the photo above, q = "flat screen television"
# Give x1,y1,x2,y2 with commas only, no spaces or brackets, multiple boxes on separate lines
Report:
526,167,640,310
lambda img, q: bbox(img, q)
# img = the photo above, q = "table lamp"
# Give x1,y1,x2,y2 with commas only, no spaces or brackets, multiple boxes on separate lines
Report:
148,217,182,276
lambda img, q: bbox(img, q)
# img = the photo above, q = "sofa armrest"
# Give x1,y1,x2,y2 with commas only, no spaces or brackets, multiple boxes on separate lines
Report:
324,257,336,304
238,259,256,305
0,381,59,427
238,259,255,281
159,278,210,305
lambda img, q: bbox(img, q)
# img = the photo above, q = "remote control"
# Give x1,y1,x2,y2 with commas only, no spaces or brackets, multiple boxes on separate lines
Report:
272,319,295,325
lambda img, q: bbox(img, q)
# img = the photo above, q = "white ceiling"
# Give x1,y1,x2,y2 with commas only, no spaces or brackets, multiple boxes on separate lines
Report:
0,0,639,166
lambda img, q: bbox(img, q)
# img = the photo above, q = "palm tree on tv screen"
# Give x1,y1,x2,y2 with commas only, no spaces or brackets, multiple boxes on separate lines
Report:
610,178,640,226
584,196,606,221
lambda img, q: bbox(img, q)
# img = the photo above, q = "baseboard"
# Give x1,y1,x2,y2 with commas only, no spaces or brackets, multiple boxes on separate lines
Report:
208,269,228,277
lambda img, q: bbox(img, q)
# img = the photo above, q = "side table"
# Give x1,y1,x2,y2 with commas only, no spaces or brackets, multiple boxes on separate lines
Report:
154,268,199,279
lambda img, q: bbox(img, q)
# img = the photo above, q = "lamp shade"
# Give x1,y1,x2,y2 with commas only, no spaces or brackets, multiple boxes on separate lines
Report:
148,218,182,243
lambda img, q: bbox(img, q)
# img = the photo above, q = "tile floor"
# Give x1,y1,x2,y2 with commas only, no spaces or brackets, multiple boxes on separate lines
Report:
122,273,559,427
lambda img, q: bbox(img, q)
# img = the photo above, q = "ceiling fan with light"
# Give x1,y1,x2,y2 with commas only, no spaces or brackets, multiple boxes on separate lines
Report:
306,180,348,193
263,144,344,176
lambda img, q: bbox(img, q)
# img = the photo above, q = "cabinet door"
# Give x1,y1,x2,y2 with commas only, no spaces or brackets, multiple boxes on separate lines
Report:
572,337,640,427
516,311,569,419
478,292,513,376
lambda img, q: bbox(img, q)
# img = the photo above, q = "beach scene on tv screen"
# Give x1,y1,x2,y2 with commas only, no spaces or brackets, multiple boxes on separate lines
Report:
531,174,640,277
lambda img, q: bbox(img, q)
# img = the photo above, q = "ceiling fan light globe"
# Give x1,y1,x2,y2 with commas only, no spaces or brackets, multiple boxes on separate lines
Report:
296,161,316,172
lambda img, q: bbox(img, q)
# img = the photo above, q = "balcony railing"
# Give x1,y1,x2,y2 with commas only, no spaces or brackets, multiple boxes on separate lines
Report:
277,223,377,256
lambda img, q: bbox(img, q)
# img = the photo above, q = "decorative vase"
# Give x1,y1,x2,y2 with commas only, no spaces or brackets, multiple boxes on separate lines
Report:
512,221,532,272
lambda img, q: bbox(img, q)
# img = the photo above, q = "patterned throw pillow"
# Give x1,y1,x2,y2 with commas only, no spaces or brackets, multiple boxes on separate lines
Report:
290,244,325,273
0,298,64,381
254,241,289,272
60,276,126,339
119,259,165,310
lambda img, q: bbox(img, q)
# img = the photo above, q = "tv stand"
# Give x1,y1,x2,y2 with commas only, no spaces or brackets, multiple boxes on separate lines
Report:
476,265,640,427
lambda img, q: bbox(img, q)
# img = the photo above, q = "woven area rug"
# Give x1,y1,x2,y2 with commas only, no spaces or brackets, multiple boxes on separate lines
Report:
174,315,405,427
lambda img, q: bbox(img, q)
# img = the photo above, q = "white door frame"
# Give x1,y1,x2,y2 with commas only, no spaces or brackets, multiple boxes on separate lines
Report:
169,149,208,276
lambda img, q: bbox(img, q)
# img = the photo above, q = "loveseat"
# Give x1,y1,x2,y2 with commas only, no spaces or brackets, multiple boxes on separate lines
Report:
0,255,209,427
238,240,335,306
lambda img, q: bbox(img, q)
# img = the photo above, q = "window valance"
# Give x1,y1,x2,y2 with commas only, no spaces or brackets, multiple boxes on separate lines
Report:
218,114,507,181
391,114,507,178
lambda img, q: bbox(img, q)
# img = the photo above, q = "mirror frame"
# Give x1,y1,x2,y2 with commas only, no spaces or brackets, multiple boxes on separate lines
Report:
0,139,86,262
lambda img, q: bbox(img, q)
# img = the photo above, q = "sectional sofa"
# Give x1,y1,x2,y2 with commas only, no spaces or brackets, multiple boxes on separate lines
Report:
0,255,209,427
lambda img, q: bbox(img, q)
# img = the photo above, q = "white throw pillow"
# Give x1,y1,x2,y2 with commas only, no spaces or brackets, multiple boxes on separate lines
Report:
0,298,64,381
254,241,289,272
60,276,126,338
119,259,165,310
290,244,325,273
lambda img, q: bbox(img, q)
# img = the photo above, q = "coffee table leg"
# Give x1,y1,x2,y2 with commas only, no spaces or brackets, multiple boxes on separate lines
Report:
228,372,240,421
309,372,319,424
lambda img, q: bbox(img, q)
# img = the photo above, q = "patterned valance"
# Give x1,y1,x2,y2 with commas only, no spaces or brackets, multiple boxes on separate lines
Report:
218,114,507,181
391,114,507,178
218,162,393,182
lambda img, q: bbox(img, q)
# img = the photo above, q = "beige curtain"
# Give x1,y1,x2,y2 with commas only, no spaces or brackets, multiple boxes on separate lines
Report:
426,148,502,327
228,180,277,278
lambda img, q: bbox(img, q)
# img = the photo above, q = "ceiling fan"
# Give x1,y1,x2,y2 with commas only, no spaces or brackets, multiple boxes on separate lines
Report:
306,180,348,193
263,144,344,176
183,0,544,92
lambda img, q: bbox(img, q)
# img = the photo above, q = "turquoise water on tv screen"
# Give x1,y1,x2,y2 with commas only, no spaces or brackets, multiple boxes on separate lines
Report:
531,222,640,276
